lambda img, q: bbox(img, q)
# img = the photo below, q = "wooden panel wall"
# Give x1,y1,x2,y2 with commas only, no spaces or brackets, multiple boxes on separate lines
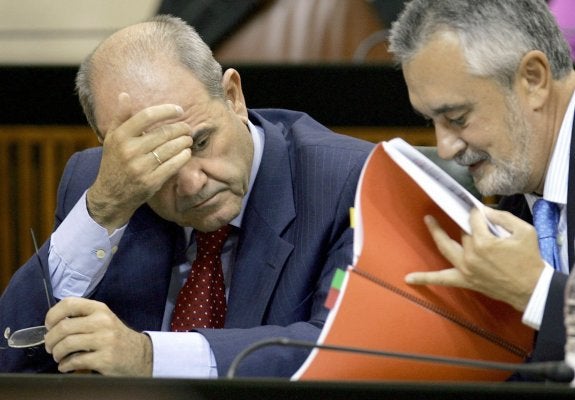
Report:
0,126,99,290
0,125,434,292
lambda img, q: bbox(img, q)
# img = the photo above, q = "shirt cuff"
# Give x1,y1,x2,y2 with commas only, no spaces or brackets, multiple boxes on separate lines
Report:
522,264,554,330
145,331,217,378
49,191,126,298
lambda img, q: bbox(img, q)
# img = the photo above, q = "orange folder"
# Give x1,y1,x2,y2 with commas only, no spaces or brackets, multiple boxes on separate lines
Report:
294,143,534,381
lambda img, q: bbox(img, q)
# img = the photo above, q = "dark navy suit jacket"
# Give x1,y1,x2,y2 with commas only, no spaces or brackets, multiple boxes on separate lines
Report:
0,109,374,377
499,196,570,366
500,117,575,371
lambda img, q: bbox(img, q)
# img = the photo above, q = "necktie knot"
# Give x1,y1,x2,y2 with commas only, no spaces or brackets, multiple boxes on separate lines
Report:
196,225,231,256
533,199,559,239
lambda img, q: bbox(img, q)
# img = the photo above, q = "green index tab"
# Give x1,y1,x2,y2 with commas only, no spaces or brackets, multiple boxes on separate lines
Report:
331,268,346,290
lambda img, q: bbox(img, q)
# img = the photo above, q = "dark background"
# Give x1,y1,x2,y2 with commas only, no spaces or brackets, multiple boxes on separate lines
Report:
0,63,424,127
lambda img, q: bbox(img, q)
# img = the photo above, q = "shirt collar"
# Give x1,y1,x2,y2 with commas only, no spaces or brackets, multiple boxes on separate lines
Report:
526,91,575,207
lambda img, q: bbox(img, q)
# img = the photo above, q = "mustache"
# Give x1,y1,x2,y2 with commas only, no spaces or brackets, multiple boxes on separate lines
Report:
453,149,490,167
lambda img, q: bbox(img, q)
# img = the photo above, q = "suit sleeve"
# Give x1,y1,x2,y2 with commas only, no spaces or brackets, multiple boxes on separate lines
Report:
0,150,99,372
531,271,569,363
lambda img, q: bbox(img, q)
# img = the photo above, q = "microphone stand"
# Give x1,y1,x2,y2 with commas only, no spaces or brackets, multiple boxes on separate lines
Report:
226,337,574,382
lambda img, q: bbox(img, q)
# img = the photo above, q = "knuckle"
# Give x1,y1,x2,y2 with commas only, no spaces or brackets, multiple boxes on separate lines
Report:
58,318,74,334
470,234,491,253
125,163,146,180
139,108,157,124
60,296,78,307
176,122,191,136
461,253,476,273
159,125,170,140
473,241,489,254
97,313,116,328
63,352,88,372
52,337,76,361
62,334,80,351
108,144,132,163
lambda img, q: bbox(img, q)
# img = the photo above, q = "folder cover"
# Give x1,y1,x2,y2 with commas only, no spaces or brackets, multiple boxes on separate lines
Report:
293,140,534,381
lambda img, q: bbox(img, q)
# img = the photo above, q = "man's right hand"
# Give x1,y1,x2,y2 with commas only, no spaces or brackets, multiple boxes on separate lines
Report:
87,92,193,233
405,207,544,312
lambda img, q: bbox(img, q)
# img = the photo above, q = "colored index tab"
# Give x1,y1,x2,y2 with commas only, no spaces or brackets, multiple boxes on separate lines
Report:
331,268,346,290
325,269,347,309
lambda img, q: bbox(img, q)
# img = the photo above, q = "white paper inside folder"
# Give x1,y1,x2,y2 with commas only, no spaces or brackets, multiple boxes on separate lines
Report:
382,138,509,238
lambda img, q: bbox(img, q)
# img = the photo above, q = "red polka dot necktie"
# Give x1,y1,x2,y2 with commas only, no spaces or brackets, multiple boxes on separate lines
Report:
170,225,231,331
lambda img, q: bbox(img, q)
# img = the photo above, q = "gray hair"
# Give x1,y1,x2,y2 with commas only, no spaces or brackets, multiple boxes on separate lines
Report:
388,0,573,88
76,15,224,135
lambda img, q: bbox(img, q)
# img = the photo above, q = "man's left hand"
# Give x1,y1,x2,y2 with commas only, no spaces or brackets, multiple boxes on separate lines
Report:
44,297,153,376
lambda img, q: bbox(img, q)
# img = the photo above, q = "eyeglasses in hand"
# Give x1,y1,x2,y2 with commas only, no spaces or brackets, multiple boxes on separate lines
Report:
3,229,52,349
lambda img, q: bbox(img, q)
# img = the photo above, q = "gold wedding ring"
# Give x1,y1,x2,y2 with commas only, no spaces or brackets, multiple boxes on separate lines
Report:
152,150,162,165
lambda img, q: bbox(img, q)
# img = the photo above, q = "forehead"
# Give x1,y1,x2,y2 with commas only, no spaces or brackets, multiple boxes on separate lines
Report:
93,59,212,132
402,32,492,116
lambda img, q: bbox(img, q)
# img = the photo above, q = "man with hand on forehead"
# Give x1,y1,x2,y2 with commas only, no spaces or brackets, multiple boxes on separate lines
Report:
0,15,373,377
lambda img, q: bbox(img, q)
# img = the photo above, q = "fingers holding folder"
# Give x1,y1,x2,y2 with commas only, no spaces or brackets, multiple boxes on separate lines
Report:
407,207,545,312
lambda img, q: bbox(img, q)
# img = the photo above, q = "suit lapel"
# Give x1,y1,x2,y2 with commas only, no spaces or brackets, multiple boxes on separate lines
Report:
98,204,185,330
226,114,296,327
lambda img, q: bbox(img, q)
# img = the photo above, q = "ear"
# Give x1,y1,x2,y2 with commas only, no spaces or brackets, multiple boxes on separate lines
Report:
515,50,551,111
221,68,248,123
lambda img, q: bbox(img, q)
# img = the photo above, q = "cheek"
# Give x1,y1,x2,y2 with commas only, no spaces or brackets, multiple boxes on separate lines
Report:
209,157,249,192
464,113,504,151
215,134,253,188
146,185,175,217
232,154,253,192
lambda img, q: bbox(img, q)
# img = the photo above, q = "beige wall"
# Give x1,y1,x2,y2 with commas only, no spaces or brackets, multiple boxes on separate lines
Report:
0,0,161,65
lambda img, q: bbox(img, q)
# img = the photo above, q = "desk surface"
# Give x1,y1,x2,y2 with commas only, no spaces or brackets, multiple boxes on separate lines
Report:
0,374,572,400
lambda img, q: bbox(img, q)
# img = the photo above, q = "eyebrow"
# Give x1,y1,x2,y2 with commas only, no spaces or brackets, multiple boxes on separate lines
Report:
429,103,473,117
412,102,473,119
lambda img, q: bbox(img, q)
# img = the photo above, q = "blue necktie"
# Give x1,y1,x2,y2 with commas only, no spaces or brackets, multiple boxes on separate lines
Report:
533,199,561,271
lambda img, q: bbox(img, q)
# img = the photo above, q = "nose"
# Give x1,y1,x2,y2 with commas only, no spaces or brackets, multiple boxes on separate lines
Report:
174,159,207,197
435,126,466,160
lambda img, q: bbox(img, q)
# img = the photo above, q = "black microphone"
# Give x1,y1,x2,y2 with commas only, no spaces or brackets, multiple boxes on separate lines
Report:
226,337,574,382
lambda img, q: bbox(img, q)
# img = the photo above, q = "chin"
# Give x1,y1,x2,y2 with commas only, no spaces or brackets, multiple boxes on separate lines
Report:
192,209,241,232
475,176,526,197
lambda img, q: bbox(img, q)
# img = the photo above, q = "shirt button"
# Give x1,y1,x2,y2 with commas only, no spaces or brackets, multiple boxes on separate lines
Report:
96,249,106,259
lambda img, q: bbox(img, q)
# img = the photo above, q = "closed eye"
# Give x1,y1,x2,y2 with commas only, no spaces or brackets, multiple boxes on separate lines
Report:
446,115,467,128
191,128,215,154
